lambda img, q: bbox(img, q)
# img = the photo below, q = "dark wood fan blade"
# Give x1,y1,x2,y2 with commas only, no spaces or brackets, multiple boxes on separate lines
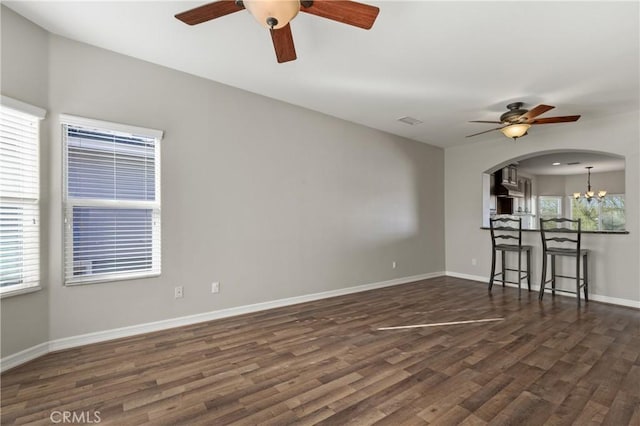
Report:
270,24,297,63
531,115,581,124
301,0,379,29
175,1,244,25
520,104,554,122
466,127,504,138
469,120,502,124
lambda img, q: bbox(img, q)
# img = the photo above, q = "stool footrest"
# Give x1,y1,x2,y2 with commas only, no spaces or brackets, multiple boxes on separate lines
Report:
500,280,530,285
493,272,529,279
543,279,586,288
548,274,585,281
540,287,584,295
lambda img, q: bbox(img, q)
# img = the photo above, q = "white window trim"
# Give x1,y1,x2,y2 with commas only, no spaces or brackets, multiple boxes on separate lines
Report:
1,95,46,120
61,114,163,286
59,114,163,140
0,95,46,298
537,195,563,219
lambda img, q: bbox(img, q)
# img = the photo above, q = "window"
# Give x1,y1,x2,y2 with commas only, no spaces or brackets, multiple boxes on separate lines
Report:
62,115,163,285
538,196,563,220
0,97,46,296
570,195,625,231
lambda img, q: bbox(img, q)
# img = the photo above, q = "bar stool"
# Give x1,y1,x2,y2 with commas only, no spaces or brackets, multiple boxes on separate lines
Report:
539,218,589,306
489,216,532,297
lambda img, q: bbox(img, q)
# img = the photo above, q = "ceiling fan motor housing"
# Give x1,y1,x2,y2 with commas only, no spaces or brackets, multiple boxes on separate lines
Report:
500,102,528,123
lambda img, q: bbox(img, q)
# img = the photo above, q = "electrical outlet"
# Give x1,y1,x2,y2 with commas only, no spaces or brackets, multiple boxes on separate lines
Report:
392,261,397,269
211,282,220,293
472,258,477,266
174,286,183,298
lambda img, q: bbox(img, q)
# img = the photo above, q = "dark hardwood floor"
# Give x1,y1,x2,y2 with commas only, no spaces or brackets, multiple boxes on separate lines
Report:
1,276,639,425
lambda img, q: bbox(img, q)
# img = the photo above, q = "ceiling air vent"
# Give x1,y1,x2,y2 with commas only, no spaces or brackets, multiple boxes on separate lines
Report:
567,161,581,165
397,116,423,126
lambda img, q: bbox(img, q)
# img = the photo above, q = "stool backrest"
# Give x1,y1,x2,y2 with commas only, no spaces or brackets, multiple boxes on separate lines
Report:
539,218,582,254
489,216,522,248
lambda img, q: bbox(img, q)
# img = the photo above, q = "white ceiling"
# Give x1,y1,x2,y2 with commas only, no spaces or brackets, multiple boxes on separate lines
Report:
4,1,639,148
516,151,625,176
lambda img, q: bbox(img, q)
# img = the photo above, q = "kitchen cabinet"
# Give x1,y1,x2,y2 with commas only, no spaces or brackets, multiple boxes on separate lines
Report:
494,165,523,198
500,165,518,186
516,178,532,209
524,178,532,212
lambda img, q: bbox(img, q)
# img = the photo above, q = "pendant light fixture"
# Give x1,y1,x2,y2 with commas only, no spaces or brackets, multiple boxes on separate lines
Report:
573,166,607,202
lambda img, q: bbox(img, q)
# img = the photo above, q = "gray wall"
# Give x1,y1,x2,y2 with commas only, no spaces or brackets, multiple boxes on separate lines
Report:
537,170,625,196
564,170,625,195
445,115,640,303
0,7,50,357
1,6,445,354
536,174,569,196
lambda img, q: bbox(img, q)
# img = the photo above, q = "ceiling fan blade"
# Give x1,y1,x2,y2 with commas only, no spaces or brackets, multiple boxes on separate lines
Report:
531,115,581,124
469,120,502,124
466,127,504,138
301,0,380,29
175,1,244,25
520,104,555,122
270,24,297,63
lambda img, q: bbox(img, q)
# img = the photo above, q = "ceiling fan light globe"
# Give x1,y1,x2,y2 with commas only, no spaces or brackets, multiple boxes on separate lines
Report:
244,0,300,29
598,190,607,198
500,123,531,139
573,192,581,199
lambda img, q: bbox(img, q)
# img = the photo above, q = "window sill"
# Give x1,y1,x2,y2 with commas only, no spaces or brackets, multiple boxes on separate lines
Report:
0,285,43,300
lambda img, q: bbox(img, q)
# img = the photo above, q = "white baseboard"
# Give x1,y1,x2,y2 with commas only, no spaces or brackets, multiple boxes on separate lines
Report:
0,342,49,373
445,271,489,284
445,271,640,309
3,271,444,372
587,294,640,309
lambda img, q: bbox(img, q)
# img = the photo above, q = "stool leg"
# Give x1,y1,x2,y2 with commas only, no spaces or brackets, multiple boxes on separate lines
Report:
539,253,547,301
583,253,589,302
489,248,496,292
551,255,556,296
501,251,506,287
575,254,581,307
526,249,531,291
517,249,522,298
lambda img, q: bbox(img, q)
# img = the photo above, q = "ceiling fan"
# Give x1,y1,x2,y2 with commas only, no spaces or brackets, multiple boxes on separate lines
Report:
175,0,380,63
467,102,581,140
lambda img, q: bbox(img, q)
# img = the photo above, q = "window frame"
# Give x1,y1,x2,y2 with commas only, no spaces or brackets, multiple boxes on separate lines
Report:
61,114,163,286
568,193,626,231
0,96,46,298
537,195,564,220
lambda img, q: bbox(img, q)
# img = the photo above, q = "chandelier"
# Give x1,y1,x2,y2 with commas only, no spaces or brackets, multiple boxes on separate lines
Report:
573,166,606,202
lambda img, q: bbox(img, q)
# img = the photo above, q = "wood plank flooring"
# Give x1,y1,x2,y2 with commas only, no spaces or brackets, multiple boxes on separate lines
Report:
1,276,639,425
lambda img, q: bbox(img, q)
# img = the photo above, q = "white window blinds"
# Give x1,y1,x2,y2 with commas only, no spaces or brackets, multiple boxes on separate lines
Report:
0,97,46,295
62,115,162,285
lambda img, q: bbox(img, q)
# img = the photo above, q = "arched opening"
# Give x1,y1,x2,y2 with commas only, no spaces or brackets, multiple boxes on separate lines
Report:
482,150,626,231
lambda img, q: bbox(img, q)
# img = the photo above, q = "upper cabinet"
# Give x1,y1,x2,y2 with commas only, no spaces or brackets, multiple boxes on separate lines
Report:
494,165,523,198
496,165,518,187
